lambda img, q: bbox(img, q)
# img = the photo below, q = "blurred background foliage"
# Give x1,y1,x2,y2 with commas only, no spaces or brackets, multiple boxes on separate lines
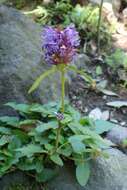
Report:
4,0,112,53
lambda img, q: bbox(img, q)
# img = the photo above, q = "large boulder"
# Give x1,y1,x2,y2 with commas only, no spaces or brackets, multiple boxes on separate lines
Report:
0,5,61,115
47,148,127,190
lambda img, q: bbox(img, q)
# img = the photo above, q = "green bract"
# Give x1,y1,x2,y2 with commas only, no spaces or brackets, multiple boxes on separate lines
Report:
0,102,115,186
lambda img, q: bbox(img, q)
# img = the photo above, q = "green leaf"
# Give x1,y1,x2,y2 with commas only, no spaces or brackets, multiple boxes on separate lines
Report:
50,153,63,166
95,120,116,134
36,168,57,182
36,121,58,133
96,66,102,75
30,104,48,113
69,123,109,149
68,65,93,84
76,162,90,186
0,135,12,146
68,135,86,154
5,102,30,113
68,122,83,134
35,159,44,173
61,114,72,125
8,136,22,150
19,119,36,126
122,139,127,147
0,163,12,176
66,105,81,121
57,145,72,157
28,67,56,93
18,158,44,172
0,116,19,127
16,144,46,157
12,129,29,142
45,143,54,151
80,117,94,128
18,159,36,171
0,127,11,135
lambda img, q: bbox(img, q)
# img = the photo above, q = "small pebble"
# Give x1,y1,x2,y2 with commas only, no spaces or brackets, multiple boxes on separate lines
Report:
120,121,126,126
72,96,77,100
110,119,118,123
103,95,107,100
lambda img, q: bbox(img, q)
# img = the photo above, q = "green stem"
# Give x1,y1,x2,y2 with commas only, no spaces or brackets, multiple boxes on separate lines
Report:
61,68,65,113
55,122,61,151
97,0,104,55
55,65,66,152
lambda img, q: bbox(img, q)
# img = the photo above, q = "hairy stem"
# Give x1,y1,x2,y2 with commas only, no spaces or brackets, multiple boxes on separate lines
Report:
55,122,61,151
61,68,65,113
55,65,65,151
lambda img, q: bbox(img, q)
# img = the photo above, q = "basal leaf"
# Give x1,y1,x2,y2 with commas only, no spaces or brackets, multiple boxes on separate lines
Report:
0,127,11,135
0,135,12,146
12,129,29,142
95,120,116,134
50,153,63,166
36,121,58,133
76,162,90,186
18,158,43,172
36,168,57,182
68,135,86,154
0,116,19,127
5,102,30,113
30,104,48,113
16,144,46,157
19,119,36,126
57,145,72,157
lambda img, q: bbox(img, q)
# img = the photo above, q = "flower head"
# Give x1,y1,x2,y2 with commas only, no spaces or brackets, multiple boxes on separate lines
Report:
42,25,80,65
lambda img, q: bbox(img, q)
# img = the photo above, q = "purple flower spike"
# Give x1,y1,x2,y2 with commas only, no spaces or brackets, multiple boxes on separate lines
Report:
41,25,80,65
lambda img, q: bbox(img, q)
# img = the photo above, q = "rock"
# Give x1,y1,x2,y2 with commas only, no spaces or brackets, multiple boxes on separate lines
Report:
0,5,59,115
123,8,127,25
89,0,111,5
0,170,40,190
101,110,110,120
43,0,53,5
47,148,127,190
74,54,91,69
67,53,91,84
113,30,127,51
89,108,109,121
112,0,121,18
89,108,102,120
107,126,127,146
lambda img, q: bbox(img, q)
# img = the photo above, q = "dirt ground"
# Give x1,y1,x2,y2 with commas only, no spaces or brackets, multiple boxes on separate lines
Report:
69,70,127,126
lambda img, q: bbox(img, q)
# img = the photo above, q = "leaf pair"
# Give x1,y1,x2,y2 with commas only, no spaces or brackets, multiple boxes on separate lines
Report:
28,66,56,93
28,65,94,94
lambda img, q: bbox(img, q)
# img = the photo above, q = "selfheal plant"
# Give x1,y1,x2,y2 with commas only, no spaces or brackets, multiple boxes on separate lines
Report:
29,25,83,156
